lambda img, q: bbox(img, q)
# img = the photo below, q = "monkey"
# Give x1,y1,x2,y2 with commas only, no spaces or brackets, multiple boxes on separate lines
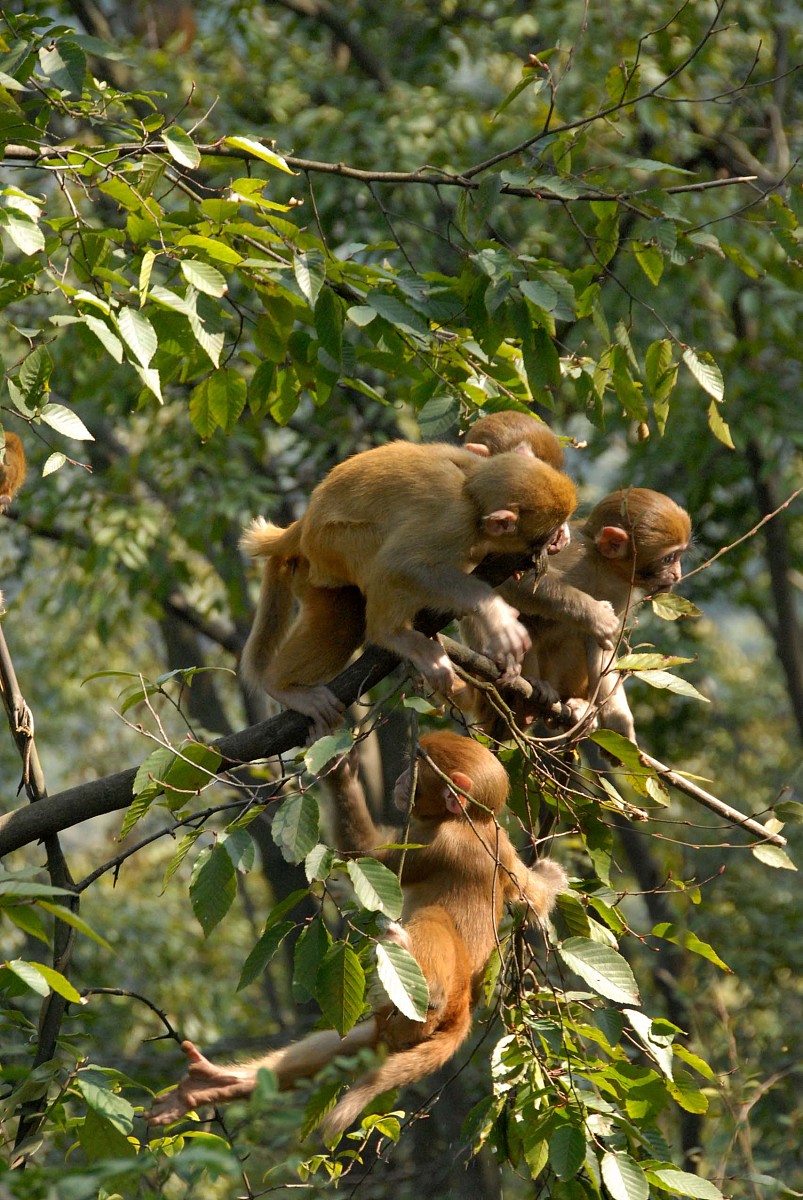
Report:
463,409,565,470
0,432,26,512
240,442,577,736
148,731,567,1139
471,488,691,740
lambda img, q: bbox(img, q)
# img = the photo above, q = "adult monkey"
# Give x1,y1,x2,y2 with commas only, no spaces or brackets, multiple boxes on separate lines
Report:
149,731,567,1140
467,488,691,740
240,443,576,736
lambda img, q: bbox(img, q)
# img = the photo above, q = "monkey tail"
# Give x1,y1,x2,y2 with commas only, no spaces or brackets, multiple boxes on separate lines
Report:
239,516,303,561
321,1019,471,1141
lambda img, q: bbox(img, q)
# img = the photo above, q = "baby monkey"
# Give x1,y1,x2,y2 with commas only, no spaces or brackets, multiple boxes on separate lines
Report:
0,432,26,512
149,731,566,1140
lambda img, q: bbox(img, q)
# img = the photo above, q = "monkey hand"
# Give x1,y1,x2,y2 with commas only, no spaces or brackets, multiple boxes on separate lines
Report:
586,600,621,649
148,1041,256,1126
472,594,531,673
564,697,599,733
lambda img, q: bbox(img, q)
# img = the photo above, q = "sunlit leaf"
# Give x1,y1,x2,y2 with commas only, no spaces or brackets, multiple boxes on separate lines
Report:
375,940,429,1020
163,127,202,169
347,857,404,919
558,937,640,1004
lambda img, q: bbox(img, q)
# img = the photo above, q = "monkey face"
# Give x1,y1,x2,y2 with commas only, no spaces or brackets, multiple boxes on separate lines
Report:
637,544,686,593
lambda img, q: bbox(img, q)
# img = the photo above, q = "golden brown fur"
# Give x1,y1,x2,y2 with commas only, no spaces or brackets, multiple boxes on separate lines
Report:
0,432,26,512
149,732,566,1139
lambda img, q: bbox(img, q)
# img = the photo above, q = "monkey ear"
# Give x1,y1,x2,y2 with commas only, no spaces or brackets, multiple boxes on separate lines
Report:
482,508,519,536
596,525,631,559
445,770,473,813
464,442,491,457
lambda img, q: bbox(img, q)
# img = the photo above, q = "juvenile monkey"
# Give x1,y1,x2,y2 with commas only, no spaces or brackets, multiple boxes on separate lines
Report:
0,432,26,512
241,443,576,735
486,488,691,740
149,731,566,1139
463,410,565,470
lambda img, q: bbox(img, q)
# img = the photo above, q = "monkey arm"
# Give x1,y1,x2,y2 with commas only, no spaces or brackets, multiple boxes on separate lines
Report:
498,574,620,649
327,754,398,857
497,835,568,923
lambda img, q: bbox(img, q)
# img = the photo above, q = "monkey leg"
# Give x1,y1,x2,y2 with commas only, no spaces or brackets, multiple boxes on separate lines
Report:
266,585,366,737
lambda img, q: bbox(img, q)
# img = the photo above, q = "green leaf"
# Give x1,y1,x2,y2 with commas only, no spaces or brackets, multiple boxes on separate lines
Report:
316,942,365,1036
615,654,693,671
293,250,326,306
548,1123,586,1180
272,792,320,863
304,729,354,775
751,843,798,871
7,958,83,1002
74,1077,135,1134
3,905,49,942
651,593,703,621
117,307,158,368
601,1152,649,1200
633,242,664,285
2,209,45,254
631,669,709,702
375,941,429,1020
667,1071,709,1113
82,314,124,362
220,829,255,873
293,917,331,1002
417,392,460,440
305,844,335,883
651,923,731,972
38,40,86,95
163,127,202,169
78,1107,136,1163
189,845,237,936
161,742,222,810
36,902,112,951
238,920,295,991
181,258,228,297
224,136,296,173
624,1008,674,1079
347,857,404,920
682,347,724,402
206,368,247,434
366,292,429,337
648,1169,724,1200
774,800,803,823
314,288,343,364
40,403,94,441
558,937,640,1004
707,399,735,449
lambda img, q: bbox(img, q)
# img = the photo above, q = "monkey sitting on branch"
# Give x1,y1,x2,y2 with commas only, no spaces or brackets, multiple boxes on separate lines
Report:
462,487,691,742
149,730,567,1141
240,441,577,737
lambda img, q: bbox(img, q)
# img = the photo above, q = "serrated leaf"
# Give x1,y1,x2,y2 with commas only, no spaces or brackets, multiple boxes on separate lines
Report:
272,792,320,864
220,829,254,873
189,845,237,936
418,392,460,440
82,314,124,363
305,844,335,883
293,250,325,305
19,345,52,397
36,902,112,951
8,959,83,1002
624,1008,674,1079
634,670,709,703
375,941,429,1020
651,593,703,621
316,942,365,1036
649,1169,723,1200
549,1123,586,1180
74,1078,135,1134
346,857,404,920
558,937,640,1004
589,730,642,769
707,399,735,449
40,403,94,441
161,830,201,891
615,654,693,671
181,258,228,297
304,729,354,775
682,347,724,402
205,368,247,434
667,1072,709,1114
163,127,201,169
237,920,295,991
3,211,45,255
634,242,664,285
751,843,797,871
117,307,158,368
314,288,343,364
41,452,66,476
3,905,49,942
601,1152,649,1200
161,742,222,810
366,292,429,337
774,800,803,823
293,917,331,1002
651,923,731,972
38,40,86,95
224,136,296,173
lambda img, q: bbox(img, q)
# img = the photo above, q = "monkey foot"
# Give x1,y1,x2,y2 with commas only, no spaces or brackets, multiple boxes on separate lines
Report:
267,682,345,740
